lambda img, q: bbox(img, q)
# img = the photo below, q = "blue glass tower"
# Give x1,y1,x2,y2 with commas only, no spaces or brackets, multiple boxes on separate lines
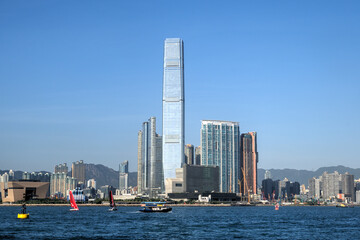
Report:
162,38,185,182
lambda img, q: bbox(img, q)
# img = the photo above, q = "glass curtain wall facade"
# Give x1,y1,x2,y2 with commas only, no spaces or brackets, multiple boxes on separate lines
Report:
162,38,185,182
119,160,129,191
138,117,164,194
200,120,240,193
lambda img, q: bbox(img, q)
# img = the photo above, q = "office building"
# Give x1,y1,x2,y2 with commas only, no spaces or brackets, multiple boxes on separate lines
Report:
184,144,194,165
262,178,274,200
72,160,85,184
201,120,240,193
119,160,129,192
195,146,201,165
240,132,258,195
162,38,185,183
183,164,219,193
341,172,355,201
137,130,143,194
138,117,164,195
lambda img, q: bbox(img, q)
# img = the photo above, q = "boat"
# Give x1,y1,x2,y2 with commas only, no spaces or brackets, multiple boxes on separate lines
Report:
231,202,255,207
336,203,354,208
108,191,117,211
69,190,79,211
139,202,172,213
18,204,29,219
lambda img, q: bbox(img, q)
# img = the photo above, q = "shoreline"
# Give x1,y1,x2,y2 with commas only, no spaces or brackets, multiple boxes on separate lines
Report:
1,203,356,207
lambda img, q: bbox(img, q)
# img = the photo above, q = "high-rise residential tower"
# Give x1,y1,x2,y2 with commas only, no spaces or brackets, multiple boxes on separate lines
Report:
72,160,85,184
162,38,185,183
184,144,194,165
240,132,258,195
138,117,164,194
200,120,240,193
195,146,201,165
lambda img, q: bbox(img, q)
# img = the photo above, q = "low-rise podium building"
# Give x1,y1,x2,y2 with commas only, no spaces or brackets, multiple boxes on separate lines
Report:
0,180,49,203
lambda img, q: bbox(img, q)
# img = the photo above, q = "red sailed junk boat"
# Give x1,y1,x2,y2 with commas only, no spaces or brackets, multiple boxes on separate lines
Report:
109,191,117,211
69,190,79,211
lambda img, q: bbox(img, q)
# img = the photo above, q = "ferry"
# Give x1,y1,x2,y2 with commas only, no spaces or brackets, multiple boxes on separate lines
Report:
139,202,172,213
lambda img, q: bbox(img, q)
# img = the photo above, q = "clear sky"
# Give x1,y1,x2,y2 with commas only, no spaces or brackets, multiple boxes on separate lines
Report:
1,1,359,172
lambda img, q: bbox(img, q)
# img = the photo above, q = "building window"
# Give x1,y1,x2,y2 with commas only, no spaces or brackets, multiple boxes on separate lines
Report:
175,183,182,187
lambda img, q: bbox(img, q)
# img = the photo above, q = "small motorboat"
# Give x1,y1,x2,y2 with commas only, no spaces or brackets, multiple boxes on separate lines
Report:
139,202,172,213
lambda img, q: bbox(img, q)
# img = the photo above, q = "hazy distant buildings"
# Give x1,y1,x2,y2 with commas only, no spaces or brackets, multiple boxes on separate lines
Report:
72,160,85,184
184,144,194,165
240,132,258,195
55,163,68,174
138,117,164,195
264,170,271,180
119,160,129,192
200,120,240,193
50,172,77,198
87,179,96,189
162,38,185,183
195,146,201,165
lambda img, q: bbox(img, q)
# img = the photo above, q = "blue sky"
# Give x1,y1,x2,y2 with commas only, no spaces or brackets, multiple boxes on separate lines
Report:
0,1,359,172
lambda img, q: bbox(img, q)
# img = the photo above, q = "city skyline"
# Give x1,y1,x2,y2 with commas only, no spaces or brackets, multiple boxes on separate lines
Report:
1,1,360,172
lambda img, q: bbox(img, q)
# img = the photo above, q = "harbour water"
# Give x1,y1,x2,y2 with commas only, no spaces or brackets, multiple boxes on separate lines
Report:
1,206,359,239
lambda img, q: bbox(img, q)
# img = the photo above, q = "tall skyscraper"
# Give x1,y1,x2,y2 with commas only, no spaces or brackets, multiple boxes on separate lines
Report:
240,132,258,195
200,120,240,193
72,160,85,184
184,144,194,165
138,117,164,194
162,38,185,182
137,130,143,194
119,160,129,192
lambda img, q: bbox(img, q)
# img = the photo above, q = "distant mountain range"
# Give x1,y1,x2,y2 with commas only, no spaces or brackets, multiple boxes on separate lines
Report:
2,165,359,188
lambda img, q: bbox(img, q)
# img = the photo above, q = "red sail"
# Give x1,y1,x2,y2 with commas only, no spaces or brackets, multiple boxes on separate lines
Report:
69,190,79,210
110,191,115,208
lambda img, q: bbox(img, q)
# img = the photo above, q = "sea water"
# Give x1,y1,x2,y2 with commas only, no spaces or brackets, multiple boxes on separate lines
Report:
1,206,359,239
